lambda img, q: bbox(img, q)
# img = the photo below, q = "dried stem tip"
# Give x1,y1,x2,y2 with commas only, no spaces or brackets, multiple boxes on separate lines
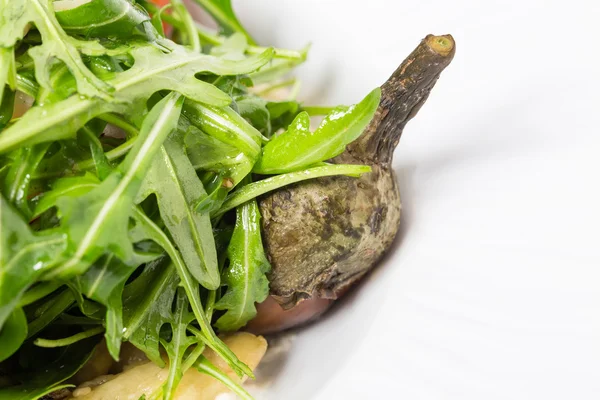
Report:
346,34,456,165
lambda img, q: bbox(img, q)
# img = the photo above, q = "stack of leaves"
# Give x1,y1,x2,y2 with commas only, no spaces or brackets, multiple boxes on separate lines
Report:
0,0,380,398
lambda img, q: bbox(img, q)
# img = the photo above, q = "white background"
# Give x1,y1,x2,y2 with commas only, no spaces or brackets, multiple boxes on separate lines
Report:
234,1,600,399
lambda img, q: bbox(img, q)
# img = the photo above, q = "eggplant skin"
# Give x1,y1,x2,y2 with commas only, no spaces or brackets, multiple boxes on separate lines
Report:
260,161,400,309
259,35,455,311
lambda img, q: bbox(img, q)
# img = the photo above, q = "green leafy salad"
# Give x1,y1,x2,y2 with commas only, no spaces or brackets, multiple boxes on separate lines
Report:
0,0,380,398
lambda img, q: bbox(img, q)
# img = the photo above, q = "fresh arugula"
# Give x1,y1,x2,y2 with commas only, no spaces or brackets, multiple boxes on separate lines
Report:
52,92,183,279
0,308,27,362
254,88,381,174
214,191,270,331
137,130,220,290
54,0,157,40
0,1,381,398
191,0,256,44
0,195,66,330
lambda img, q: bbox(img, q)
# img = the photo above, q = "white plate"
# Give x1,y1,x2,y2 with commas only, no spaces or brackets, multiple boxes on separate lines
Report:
232,1,600,398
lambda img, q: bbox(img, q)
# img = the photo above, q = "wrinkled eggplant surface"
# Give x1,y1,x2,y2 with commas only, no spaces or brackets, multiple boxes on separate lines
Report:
259,35,456,314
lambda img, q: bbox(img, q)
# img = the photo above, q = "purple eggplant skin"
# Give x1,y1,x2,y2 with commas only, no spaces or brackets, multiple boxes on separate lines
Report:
259,35,456,311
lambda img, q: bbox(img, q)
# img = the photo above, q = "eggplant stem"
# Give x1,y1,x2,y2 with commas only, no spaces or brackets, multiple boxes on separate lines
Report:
344,34,456,165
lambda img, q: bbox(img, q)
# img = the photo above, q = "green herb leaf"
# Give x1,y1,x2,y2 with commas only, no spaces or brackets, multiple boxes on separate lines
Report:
123,257,178,366
0,88,15,129
184,126,242,171
215,164,372,218
0,0,112,98
267,100,301,132
195,355,253,400
130,209,253,378
0,307,27,362
0,337,97,399
237,96,272,137
54,0,156,40
26,289,75,338
254,88,381,174
0,45,273,154
182,100,264,159
191,0,256,44
214,195,270,331
0,384,72,400
161,288,201,400
170,0,201,52
52,92,182,279
137,131,220,290
33,172,100,218
0,47,16,104
72,254,142,360
0,195,66,330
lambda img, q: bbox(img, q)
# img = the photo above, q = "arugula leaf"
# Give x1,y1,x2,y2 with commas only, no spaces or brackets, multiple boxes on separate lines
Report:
0,0,112,98
78,122,113,180
123,257,178,366
130,209,253,378
54,0,157,40
0,337,97,399
0,307,27,362
194,355,253,400
267,100,301,132
0,194,66,330
51,92,183,279
150,2,171,37
33,172,100,218
209,32,248,61
214,195,270,331
2,144,50,217
26,289,75,339
249,47,308,84
170,0,201,52
122,259,205,400
0,385,73,400
182,100,264,158
161,288,201,400
237,96,272,137
0,45,273,154
254,88,381,174
0,47,16,105
137,131,220,290
72,254,142,360
184,126,242,171
191,0,256,44
215,164,372,218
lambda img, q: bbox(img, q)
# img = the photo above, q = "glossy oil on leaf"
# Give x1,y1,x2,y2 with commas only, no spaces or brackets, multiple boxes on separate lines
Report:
54,0,156,40
137,130,220,290
182,100,264,159
214,197,270,331
2,144,49,218
184,126,242,171
254,87,381,174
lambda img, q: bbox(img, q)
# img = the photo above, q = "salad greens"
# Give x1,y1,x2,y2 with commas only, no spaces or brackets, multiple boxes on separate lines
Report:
0,0,380,398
